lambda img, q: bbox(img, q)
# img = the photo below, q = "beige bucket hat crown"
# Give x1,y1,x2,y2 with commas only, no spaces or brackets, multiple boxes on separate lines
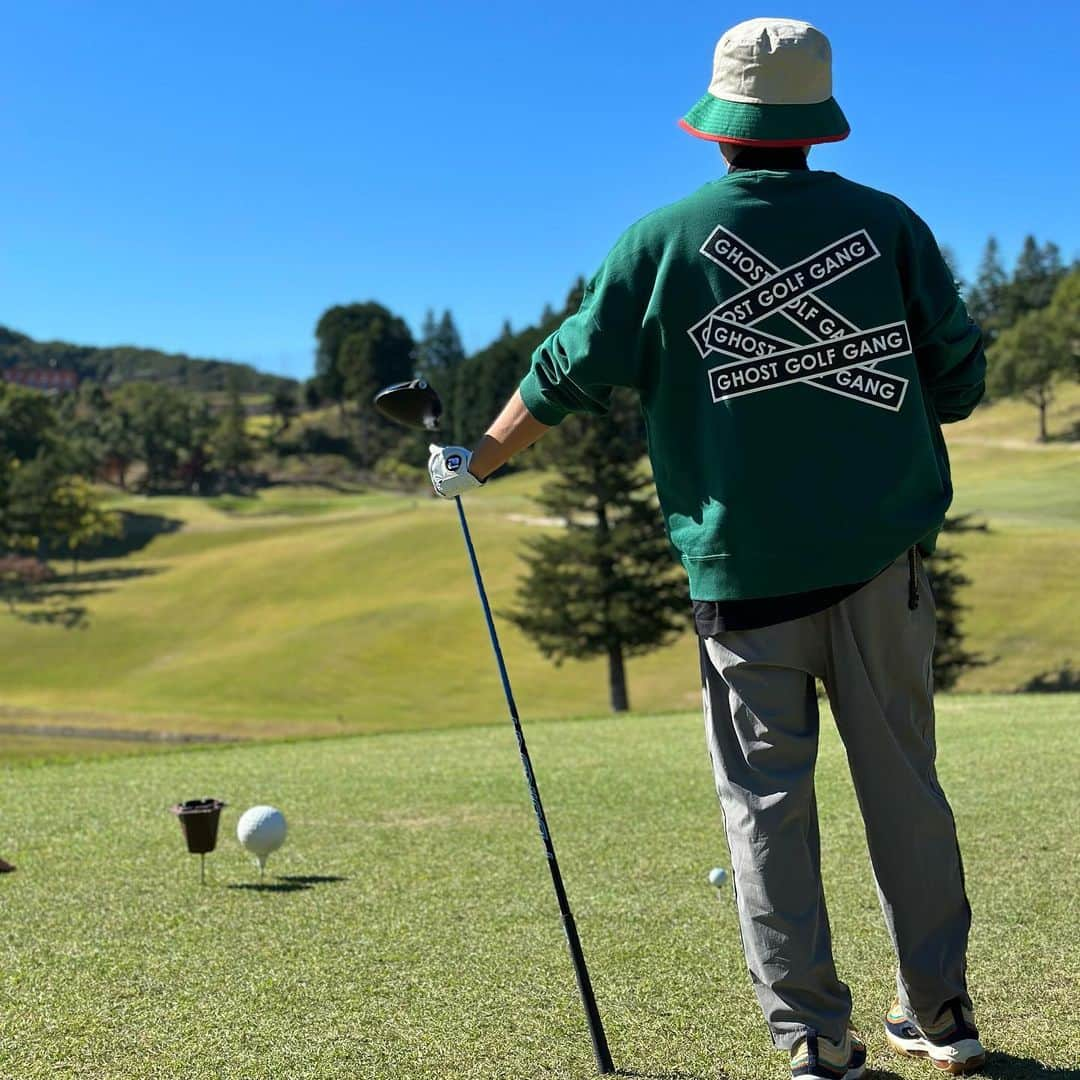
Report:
680,18,849,146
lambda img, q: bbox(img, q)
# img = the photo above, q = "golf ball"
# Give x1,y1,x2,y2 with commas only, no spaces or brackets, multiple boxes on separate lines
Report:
236,805,287,869
708,866,727,888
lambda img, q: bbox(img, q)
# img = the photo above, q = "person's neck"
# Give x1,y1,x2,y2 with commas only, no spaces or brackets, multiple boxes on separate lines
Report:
727,146,809,172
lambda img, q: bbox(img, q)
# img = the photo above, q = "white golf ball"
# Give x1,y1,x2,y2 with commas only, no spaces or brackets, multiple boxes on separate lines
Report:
236,805,287,870
708,866,727,888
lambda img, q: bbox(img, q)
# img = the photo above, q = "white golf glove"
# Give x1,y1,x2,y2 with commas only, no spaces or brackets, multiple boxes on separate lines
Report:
428,444,483,498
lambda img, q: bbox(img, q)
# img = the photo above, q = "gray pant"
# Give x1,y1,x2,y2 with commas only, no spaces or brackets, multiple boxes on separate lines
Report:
700,553,972,1050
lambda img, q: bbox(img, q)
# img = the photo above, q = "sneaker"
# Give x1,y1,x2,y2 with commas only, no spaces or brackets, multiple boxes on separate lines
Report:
790,1028,867,1080
0,858,15,873
885,998,985,1074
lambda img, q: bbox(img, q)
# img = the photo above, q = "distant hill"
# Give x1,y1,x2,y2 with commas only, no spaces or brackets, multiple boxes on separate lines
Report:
0,324,298,394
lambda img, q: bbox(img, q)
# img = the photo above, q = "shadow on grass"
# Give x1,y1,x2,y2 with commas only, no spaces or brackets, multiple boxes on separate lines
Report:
8,566,164,630
868,1056,1077,1079
48,566,162,588
1020,662,1080,693
14,604,89,629
77,510,183,560
227,875,348,893
980,1055,1079,1079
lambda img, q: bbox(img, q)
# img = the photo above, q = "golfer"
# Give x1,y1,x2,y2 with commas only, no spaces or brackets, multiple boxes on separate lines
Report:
428,19,986,1080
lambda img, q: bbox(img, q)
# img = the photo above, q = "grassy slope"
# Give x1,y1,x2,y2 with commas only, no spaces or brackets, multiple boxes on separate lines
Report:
0,696,1075,1079
945,386,1080,690
0,390,1076,748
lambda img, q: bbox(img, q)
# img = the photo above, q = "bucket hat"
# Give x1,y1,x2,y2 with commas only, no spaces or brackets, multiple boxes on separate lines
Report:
679,18,849,146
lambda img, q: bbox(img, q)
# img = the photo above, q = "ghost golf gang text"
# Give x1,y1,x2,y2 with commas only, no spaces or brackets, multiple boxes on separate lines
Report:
708,323,912,403
688,226,912,412
708,231,879,327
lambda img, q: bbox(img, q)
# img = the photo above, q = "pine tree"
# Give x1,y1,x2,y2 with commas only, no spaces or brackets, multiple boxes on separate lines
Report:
1006,236,1067,323
415,309,465,382
506,392,688,712
966,237,1008,344
924,516,988,689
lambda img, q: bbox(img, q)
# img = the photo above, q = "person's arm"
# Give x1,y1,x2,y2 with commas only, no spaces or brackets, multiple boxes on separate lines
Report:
427,391,551,497
904,211,986,423
469,390,551,480
428,228,654,498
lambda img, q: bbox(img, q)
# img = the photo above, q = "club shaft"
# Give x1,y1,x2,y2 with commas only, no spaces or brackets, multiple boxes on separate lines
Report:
453,496,614,1075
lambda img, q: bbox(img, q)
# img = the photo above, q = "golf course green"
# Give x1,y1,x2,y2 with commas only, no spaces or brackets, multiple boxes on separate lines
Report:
0,696,1074,1078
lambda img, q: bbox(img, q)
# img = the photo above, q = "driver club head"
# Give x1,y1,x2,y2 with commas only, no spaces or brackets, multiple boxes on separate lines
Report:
373,379,443,432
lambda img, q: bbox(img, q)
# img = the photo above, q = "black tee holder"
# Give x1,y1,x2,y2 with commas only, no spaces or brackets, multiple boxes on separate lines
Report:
170,798,227,884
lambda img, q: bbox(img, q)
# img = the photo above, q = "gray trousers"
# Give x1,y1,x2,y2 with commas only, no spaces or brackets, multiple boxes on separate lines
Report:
700,553,972,1050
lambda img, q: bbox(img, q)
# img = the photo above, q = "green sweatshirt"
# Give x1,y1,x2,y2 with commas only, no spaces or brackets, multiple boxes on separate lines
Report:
519,169,986,601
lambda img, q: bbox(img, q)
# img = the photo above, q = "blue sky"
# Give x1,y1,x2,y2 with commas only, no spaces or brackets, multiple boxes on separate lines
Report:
2,1,1078,379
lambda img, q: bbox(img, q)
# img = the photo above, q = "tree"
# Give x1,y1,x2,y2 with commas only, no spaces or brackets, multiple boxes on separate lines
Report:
210,378,254,482
924,516,989,690
1005,236,1066,324
270,385,299,444
0,383,118,566
448,280,584,447
965,237,1008,344
1046,267,1080,382
113,382,214,491
40,476,120,573
303,377,325,411
506,392,687,712
988,273,1075,440
450,335,529,447
313,302,414,410
414,309,465,383
338,328,382,461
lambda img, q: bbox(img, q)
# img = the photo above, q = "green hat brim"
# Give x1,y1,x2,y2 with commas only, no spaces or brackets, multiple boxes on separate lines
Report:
679,94,850,146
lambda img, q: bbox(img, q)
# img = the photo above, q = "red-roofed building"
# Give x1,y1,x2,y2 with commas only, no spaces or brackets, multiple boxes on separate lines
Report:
2,367,79,393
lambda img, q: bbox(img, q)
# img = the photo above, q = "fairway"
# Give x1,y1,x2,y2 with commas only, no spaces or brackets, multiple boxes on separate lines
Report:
0,387,1078,759
1,695,1076,1079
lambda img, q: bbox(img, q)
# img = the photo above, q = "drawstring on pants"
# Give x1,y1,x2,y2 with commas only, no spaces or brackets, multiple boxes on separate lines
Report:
907,547,920,610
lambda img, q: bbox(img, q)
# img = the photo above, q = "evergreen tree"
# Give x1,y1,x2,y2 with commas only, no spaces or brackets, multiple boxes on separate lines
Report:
449,281,586,447
966,237,1008,344
1006,236,1066,323
924,516,988,690
415,309,465,382
506,392,688,712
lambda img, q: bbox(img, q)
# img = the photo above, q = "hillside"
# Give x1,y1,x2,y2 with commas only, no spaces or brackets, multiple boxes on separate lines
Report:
0,324,297,395
0,386,1076,757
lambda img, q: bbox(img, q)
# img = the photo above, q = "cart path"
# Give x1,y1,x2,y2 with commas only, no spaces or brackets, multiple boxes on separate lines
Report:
0,721,243,743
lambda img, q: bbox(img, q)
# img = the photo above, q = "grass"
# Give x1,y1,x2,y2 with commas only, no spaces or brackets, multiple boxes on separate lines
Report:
0,695,1075,1079
0,388,1076,756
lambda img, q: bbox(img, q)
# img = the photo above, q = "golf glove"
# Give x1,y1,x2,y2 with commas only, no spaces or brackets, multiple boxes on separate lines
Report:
428,444,483,498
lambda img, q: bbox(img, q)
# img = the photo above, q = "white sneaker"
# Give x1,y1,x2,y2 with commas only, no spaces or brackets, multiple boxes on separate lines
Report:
789,1028,867,1080
885,998,985,1074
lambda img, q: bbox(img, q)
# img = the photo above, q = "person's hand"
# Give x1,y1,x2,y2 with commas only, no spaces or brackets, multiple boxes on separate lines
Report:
428,444,483,498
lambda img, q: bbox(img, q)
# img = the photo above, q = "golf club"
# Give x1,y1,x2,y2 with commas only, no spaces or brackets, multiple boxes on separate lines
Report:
373,379,615,1076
